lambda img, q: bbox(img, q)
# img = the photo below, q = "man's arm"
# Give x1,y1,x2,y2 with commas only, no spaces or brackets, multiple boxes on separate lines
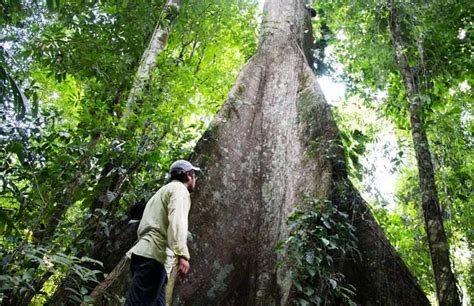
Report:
167,188,191,275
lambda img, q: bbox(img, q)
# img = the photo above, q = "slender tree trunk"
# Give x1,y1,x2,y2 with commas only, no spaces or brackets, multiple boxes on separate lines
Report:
91,1,429,305
40,0,179,246
388,3,461,306
124,0,181,119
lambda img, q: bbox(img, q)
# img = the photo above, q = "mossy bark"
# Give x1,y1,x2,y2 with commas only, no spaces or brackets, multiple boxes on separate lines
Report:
91,0,430,304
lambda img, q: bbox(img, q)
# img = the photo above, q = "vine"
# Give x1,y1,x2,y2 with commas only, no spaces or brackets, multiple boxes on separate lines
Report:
279,197,359,305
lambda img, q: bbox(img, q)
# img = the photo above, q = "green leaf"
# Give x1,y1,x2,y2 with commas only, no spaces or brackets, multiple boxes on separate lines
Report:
303,287,315,296
431,99,444,111
293,278,303,292
1,65,30,118
80,257,104,267
65,287,81,297
6,141,26,164
46,0,54,13
80,286,88,295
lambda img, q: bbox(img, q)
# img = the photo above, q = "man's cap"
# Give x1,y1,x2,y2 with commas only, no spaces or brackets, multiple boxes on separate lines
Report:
170,160,201,174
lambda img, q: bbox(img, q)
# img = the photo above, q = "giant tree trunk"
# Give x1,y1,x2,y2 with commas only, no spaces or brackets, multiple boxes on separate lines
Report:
388,2,461,305
92,0,430,304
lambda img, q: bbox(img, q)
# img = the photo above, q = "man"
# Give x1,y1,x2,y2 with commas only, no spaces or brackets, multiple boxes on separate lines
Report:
125,160,199,305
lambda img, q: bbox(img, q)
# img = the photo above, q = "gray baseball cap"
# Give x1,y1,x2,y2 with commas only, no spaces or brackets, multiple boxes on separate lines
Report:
169,160,201,174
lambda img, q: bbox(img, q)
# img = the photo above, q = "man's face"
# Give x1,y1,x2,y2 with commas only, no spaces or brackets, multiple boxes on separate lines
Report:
187,173,197,192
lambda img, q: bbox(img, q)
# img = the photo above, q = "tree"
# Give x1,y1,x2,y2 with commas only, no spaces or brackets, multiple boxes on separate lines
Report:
311,0,471,303
388,2,461,304
124,0,181,118
92,0,429,304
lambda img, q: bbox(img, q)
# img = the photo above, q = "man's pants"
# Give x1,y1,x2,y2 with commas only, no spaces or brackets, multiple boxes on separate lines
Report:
125,253,168,306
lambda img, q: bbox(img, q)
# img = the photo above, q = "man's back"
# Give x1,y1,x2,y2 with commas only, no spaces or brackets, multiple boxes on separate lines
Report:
130,180,191,264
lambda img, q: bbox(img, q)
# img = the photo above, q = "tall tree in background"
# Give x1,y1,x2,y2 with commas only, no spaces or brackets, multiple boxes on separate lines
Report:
388,2,461,304
124,0,181,118
94,0,429,304
313,0,471,303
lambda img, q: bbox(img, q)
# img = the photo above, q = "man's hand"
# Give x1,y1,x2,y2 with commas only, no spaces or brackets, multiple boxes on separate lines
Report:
178,257,190,278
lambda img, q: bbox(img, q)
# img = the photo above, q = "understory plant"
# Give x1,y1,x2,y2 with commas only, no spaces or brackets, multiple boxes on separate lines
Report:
282,197,359,306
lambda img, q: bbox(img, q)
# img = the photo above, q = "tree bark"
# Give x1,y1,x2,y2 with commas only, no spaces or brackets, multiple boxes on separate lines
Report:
91,0,429,305
388,2,461,306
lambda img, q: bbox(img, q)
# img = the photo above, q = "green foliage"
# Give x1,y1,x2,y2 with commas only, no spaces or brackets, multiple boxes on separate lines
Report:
280,197,359,305
391,160,473,299
2,0,471,303
0,244,103,304
314,0,473,301
1,48,31,119
1,0,258,303
331,95,381,187
371,184,435,295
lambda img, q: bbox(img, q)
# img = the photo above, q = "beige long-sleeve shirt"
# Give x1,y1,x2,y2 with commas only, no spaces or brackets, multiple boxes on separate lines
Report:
129,180,191,264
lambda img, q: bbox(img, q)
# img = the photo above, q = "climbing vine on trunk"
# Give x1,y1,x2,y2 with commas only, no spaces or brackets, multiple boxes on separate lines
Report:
282,197,359,305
